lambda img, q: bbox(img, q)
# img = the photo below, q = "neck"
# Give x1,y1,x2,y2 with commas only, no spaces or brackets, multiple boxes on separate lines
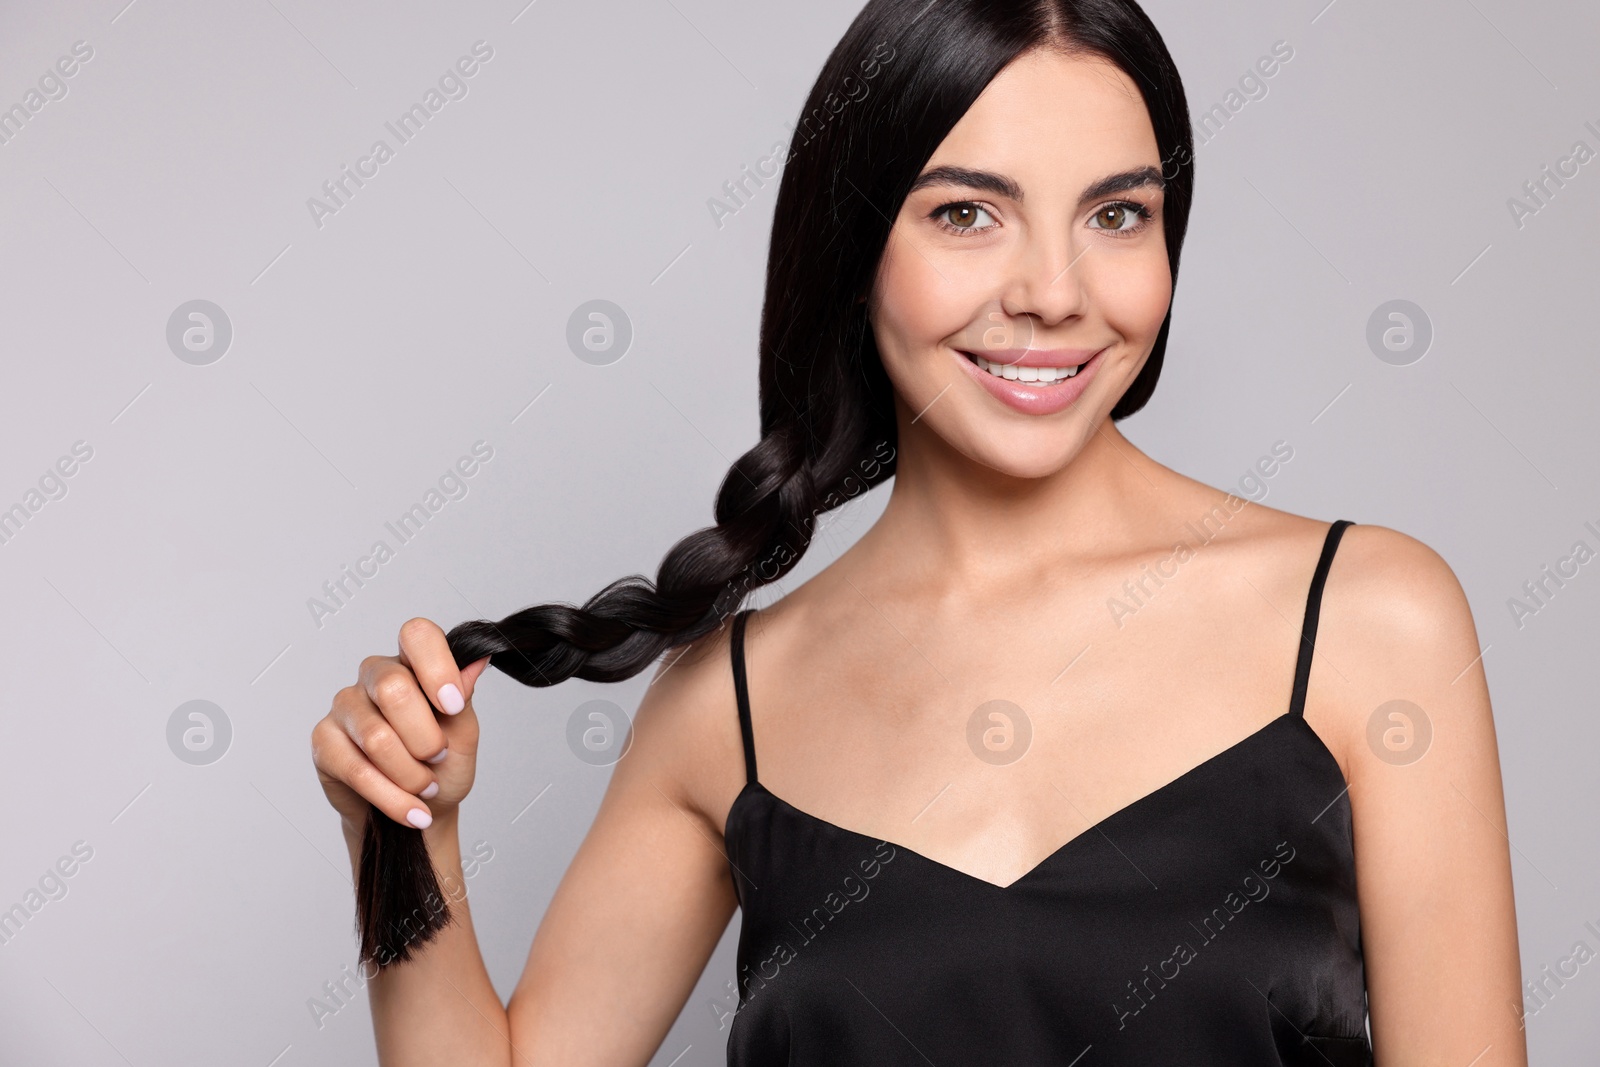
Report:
858,413,1167,588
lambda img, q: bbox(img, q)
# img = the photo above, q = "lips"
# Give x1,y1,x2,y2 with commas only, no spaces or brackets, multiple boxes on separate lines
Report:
952,345,1108,416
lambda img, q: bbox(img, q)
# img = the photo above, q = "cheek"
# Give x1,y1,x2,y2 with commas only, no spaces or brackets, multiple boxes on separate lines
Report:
1100,252,1173,340
870,235,970,369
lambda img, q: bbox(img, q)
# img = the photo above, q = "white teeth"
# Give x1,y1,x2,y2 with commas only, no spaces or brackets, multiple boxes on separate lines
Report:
970,354,1080,384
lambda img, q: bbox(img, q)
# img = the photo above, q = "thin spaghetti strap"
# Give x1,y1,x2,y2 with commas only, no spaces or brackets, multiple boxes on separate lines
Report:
730,608,759,784
1288,520,1354,719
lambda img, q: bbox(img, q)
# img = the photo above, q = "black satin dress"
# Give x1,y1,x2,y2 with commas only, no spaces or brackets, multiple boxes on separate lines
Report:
723,520,1371,1065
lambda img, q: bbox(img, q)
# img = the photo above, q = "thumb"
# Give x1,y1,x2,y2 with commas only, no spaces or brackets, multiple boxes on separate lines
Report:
459,655,491,703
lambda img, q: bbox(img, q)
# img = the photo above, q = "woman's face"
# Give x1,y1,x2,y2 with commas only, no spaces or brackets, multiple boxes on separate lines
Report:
869,48,1172,479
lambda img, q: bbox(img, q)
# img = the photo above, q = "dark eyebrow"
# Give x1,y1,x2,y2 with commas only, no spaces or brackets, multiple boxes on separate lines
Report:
1081,165,1166,201
906,164,1166,204
908,165,1022,201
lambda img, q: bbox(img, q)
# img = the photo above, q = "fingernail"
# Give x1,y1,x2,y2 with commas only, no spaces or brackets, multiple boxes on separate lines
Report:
420,781,440,800
406,808,433,829
438,683,465,715
427,746,449,765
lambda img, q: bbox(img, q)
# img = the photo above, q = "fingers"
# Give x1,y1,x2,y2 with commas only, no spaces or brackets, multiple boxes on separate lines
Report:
332,683,441,802
315,617,491,834
312,714,436,828
358,653,449,765
396,616,475,720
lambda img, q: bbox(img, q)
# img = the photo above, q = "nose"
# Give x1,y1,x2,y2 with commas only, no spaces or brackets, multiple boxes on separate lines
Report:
996,226,1090,333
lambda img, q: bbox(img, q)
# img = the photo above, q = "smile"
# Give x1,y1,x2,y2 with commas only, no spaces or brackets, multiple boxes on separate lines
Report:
952,346,1107,416
961,352,1082,385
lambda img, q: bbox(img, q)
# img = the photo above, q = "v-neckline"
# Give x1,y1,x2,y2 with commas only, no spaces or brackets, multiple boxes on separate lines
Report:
725,710,1344,892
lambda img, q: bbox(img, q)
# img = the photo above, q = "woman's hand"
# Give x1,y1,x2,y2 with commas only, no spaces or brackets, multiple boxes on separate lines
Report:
311,617,492,834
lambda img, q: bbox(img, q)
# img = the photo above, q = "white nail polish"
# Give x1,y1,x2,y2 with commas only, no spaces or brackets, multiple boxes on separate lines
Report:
438,683,465,715
420,781,440,800
406,808,432,829
427,746,449,764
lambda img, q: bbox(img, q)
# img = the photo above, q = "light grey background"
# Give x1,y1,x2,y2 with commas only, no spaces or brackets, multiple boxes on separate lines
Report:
0,0,1595,1063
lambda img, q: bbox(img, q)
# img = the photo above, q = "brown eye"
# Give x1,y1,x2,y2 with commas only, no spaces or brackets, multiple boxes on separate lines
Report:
934,202,995,233
1096,205,1128,229
1089,201,1151,233
947,205,980,227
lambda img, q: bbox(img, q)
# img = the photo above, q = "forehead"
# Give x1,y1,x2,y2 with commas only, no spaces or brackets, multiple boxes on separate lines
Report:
923,49,1160,181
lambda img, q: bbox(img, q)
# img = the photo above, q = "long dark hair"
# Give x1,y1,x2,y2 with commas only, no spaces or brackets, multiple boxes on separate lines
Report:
357,0,1195,968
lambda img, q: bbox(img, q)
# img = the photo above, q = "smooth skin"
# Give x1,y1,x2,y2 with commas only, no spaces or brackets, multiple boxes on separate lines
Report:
312,48,1526,1066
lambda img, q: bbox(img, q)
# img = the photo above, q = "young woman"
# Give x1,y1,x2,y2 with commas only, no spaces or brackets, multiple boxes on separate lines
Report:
311,1,1526,1063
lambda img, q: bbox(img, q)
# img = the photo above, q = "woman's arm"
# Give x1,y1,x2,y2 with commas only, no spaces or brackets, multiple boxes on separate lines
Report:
345,808,511,1064
1316,525,1527,1064
313,620,742,1066
502,637,743,1063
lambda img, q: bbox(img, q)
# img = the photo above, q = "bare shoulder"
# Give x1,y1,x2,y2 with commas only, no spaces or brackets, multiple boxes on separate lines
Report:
1172,483,1491,775
1207,494,1476,647
605,615,750,838
1320,522,1479,671
1306,520,1491,779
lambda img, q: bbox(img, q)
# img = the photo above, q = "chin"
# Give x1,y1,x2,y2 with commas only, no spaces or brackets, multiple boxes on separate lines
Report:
956,424,1091,481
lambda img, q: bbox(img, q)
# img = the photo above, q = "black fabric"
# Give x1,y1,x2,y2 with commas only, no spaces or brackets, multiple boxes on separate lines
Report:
723,519,1371,1065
